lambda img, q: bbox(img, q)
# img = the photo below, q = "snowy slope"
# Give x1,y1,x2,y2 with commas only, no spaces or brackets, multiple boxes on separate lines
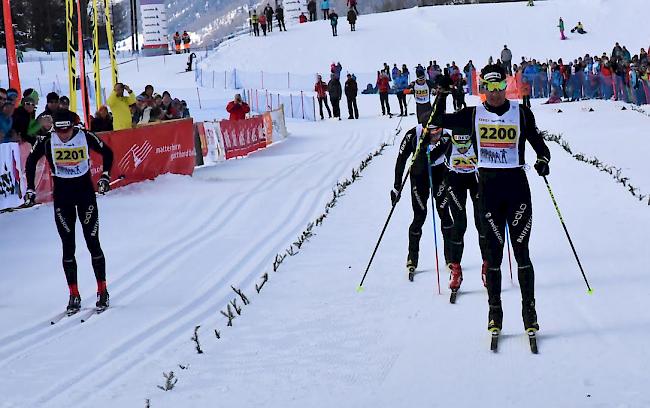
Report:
1,0,649,406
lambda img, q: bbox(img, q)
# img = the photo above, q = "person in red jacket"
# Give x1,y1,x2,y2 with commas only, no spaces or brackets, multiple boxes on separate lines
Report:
314,74,332,119
376,70,391,116
226,94,250,120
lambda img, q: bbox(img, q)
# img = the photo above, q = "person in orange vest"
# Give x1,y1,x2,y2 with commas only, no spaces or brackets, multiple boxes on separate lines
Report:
182,31,191,53
173,32,181,54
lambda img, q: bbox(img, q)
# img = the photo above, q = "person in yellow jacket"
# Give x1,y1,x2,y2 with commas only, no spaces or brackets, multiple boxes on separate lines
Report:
106,83,136,130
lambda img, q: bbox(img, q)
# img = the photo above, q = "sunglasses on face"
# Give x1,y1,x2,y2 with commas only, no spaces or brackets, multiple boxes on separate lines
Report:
25,102,36,106
481,79,507,92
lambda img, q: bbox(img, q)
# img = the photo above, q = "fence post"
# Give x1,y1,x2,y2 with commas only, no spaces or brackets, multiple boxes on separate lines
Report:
290,94,294,118
313,96,316,122
196,87,202,109
301,90,305,119
255,89,259,112
265,89,269,110
261,71,264,89
224,71,227,90
212,70,215,88
234,68,237,89
288,72,290,89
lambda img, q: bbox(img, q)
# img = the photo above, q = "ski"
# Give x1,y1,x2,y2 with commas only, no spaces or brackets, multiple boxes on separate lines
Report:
49,307,92,325
79,306,108,323
527,329,539,354
490,329,500,352
449,289,458,304
407,266,415,282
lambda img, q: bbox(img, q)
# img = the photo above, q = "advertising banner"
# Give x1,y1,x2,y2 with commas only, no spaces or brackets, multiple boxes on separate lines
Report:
140,0,169,52
201,121,226,164
0,142,25,210
263,105,288,146
219,117,267,159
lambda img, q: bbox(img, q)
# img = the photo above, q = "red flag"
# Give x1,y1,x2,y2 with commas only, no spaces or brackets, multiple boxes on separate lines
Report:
2,0,21,96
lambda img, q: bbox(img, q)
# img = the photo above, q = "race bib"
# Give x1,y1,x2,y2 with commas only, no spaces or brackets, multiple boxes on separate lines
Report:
475,103,521,168
50,131,91,178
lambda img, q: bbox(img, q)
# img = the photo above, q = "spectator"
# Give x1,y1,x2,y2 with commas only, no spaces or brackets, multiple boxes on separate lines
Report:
314,74,332,119
57,96,81,125
39,92,60,119
622,46,631,62
132,94,152,125
153,93,163,107
6,88,18,105
321,0,330,20
308,0,317,21
44,37,53,55
558,17,566,40
377,70,391,116
401,64,410,78
12,96,38,144
0,101,16,143
226,94,250,120
329,10,339,36
334,62,343,79
259,14,268,36
106,82,136,130
501,45,513,75
182,31,191,53
347,0,359,14
299,13,307,24
141,84,154,99
328,73,342,120
276,4,286,31
392,64,400,81
264,4,274,32
393,69,409,116
180,100,191,118
170,99,184,120
91,105,114,132
347,8,357,31
149,106,164,123
344,73,359,119
173,32,182,54
251,12,260,37
161,91,173,113
570,22,587,34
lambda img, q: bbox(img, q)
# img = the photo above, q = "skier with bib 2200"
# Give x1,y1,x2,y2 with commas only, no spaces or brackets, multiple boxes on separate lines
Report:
428,64,550,340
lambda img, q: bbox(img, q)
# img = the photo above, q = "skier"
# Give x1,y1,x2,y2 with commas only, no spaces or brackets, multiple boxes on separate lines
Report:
405,67,435,124
329,10,339,36
186,52,196,71
392,122,453,279
276,4,287,31
428,64,551,337
427,131,489,297
347,0,359,14
314,74,332,119
24,109,114,314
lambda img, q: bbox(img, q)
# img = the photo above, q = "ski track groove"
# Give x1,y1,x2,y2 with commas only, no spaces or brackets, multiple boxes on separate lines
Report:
30,132,382,406
0,151,324,366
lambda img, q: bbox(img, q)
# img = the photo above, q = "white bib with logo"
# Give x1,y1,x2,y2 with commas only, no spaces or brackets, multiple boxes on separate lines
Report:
413,81,431,105
447,138,478,174
475,103,521,169
50,131,90,178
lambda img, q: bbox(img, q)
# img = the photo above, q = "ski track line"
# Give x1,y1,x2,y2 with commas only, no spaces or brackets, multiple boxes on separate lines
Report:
0,151,324,365
31,134,380,405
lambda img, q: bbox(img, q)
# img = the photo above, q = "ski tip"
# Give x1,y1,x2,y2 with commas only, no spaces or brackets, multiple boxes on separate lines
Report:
356,285,365,293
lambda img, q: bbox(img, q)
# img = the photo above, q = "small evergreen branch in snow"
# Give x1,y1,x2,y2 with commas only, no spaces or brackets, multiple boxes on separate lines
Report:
157,371,178,391
214,329,221,339
231,285,250,305
191,326,204,354
255,272,268,293
230,298,242,315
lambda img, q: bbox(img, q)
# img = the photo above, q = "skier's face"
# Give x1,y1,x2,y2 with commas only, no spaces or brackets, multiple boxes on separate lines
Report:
485,89,506,107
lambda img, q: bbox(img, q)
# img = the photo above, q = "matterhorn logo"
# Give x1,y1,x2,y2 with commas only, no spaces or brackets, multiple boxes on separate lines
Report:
119,141,153,172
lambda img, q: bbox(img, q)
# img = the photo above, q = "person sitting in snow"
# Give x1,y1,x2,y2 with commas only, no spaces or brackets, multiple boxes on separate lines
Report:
570,21,587,34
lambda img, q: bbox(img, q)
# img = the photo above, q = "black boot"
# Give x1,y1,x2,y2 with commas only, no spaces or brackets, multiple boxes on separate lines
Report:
488,303,503,332
522,299,539,331
407,250,419,270
67,295,81,314
96,290,110,309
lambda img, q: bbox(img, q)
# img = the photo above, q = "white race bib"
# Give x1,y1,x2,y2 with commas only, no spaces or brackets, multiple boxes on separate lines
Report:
50,131,90,178
475,103,521,169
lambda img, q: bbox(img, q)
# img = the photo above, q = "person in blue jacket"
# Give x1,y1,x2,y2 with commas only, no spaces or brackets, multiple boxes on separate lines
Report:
393,70,409,116
321,0,330,19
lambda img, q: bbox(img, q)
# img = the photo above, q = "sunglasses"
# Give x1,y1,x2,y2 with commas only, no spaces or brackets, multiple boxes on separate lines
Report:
481,79,507,92
25,102,36,106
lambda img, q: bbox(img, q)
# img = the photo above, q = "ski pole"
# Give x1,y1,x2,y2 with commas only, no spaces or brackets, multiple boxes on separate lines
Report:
426,150,441,295
393,95,412,134
505,224,513,284
543,176,593,294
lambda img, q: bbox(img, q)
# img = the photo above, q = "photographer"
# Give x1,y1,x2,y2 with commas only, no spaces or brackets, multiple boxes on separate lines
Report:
226,94,250,120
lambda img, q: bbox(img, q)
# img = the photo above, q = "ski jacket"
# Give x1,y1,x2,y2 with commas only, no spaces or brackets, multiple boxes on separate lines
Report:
328,78,342,100
315,81,328,98
276,7,284,19
251,14,259,24
501,48,512,62
394,74,409,92
347,0,357,5
344,78,358,98
259,15,267,25
265,6,274,18
226,101,250,120
347,9,357,23
321,0,330,10
329,13,338,26
308,0,317,12
107,90,137,130
377,75,391,93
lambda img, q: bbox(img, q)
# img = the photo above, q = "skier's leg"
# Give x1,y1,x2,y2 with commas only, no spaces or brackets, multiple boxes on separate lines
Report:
77,195,107,293
430,165,453,264
408,174,430,267
54,202,79,296
446,174,468,264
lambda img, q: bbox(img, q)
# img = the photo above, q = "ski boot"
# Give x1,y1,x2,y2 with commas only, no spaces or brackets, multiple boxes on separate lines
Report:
488,303,503,351
448,263,463,303
66,295,81,316
481,260,488,288
406,251,419,282
96,290,110,310
522,300,539,332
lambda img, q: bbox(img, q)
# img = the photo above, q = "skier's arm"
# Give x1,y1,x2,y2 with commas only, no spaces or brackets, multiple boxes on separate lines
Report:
86,131,114,175
427,132,451,161
25,137,47,190
520,106,550,161
393,129,415,190
428,93,474,134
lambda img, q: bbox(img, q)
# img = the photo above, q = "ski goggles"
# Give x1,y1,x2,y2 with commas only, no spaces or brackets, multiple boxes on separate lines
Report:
481,79,507,92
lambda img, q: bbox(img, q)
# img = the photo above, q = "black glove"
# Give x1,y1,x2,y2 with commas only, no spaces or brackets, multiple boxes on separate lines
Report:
97,172,111,194
534,157,550,176
24,189,36,206
390,188,401,206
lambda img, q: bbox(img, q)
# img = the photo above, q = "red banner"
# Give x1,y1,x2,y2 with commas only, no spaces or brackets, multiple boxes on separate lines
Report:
219,116,267,159
2,0,21,95
21,119,195,204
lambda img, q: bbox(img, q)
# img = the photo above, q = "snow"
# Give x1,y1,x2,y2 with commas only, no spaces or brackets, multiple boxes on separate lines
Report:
1,0,650,406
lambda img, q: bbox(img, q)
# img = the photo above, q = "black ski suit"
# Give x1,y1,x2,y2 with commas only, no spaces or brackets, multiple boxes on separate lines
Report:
429,94,550,322
25,128,114,292
394,126,454,266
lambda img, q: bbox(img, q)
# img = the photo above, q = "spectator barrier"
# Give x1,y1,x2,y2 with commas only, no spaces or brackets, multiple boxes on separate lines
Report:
243,88,317,121
0,143,24,210
0,118,195,210
196,105,289,166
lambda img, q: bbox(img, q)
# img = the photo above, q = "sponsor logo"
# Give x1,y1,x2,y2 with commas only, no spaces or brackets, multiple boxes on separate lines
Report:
511,203,527,226
119,141,154,172
83,205,95,225
516,216,532,244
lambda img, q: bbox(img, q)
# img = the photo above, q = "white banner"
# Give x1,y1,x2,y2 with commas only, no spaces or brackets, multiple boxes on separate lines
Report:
269,105,288,141
202,121,225,164
140,0,168,49
0,142,25,210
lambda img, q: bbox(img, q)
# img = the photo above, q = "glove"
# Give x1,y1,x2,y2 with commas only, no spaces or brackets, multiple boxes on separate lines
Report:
534,157,550,177
97,172,111,194
24,189,36,206
390,188,401,206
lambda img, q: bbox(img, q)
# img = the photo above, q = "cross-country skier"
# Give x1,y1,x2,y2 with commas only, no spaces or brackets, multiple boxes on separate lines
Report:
405,67,435,124
392,123,453,279
428,64,550,336
428,130,489,298
24,109,114,314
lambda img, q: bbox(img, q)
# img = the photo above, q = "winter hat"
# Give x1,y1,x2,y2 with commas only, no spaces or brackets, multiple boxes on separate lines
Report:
53,109,76,131
23,88,39,102
59,96,70,105
47,92,60,103
481,64,506,82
